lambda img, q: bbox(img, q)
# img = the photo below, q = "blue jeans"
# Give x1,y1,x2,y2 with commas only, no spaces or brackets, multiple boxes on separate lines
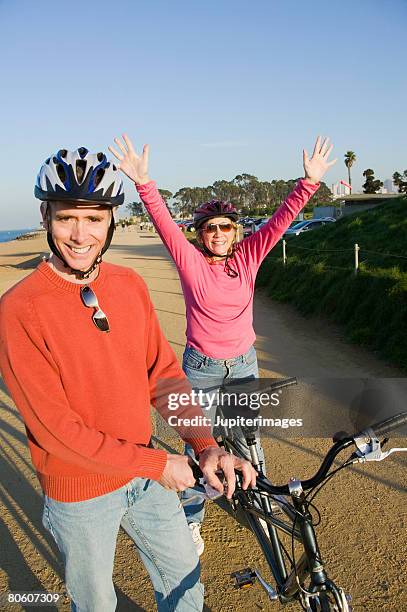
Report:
42,478,203,611
181,345,265,525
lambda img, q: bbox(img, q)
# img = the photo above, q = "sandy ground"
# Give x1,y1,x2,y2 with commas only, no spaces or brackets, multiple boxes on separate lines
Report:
0,229,406,612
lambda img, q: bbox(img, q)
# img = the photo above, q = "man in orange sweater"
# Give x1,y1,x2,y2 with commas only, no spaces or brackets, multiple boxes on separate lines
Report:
0,147,256,611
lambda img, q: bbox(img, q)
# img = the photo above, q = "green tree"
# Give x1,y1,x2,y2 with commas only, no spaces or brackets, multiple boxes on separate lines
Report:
174,186,215,217
362,169,383,194
393,170,407,194
126,201,144,216
212,180,239,203
172,172,338,219
344,151,356,187
158,189,174,217
158,189,173,203
173,187,193,217
271,180,293,206
303,181,333,213
232,174,259,209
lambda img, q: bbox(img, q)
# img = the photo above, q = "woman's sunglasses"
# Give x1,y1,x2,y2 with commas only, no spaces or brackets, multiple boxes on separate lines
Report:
202,223,234,234
80,286,110,333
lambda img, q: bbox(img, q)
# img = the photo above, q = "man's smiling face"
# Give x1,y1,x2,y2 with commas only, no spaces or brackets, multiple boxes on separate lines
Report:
43,201,111,273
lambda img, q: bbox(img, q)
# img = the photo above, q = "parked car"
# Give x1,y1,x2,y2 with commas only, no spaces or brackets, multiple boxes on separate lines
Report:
254,218,270,231
241,220,256,238
174,219,194,231
283,217,336,237
239,217,255,225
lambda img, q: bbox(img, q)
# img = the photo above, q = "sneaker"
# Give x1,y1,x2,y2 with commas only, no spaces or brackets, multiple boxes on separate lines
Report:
188,522,204,556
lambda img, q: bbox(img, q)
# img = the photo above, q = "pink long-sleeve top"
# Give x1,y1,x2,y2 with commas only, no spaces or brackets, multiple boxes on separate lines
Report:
137,179,319,359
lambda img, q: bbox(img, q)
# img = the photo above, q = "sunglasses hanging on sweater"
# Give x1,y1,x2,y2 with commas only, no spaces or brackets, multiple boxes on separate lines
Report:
80,286,110,333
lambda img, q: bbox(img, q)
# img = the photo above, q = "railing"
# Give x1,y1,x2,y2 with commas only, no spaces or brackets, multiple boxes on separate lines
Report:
281,240,407,275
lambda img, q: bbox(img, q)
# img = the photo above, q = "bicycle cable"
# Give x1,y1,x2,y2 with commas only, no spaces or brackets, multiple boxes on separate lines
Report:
288,458,355,606
291,509,325,602
256,485,305,520
305,500,322,527
289,472,347,603
305,459,354,508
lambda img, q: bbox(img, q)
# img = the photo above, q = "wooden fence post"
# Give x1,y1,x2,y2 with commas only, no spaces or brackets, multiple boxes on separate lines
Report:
354,243,360,275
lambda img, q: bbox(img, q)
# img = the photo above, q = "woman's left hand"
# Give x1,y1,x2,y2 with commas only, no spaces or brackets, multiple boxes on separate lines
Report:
303,136,337,184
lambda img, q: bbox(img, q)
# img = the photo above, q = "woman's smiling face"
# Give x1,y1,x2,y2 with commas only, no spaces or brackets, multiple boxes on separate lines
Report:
199,217,236,257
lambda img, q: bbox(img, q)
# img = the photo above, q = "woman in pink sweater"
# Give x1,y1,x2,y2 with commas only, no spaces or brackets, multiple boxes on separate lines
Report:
109,134,336,553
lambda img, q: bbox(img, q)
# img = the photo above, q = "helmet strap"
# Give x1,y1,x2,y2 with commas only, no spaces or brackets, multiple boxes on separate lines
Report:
201,244,228,259
224,251,238,278
197,236,238,276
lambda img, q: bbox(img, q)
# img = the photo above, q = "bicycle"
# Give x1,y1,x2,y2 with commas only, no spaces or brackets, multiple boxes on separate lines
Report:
159,377,407,611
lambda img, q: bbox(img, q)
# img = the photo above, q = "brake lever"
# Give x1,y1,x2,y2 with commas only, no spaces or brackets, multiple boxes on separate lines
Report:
187,452,225,500
352,429,407,463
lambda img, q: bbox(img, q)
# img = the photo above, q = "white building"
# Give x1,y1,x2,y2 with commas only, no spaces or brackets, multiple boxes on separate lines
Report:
331,182,351,198
383,178,397,194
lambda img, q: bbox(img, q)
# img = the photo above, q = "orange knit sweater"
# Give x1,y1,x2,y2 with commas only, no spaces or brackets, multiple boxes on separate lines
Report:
0,261,216,501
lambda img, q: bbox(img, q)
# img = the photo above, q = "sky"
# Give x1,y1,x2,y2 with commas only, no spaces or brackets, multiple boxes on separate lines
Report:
0,0,406,229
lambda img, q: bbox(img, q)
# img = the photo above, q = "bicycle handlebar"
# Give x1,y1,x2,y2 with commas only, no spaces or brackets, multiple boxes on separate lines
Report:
256,411,407,496
190,373,406,498
220,376,298,399
257,438,354,496
199,410,407,498
366,412,407,437
264,377,298,393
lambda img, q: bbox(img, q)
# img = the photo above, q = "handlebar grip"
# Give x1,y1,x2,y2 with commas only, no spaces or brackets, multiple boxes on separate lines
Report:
267,377,297,393
367,412,407,437
190,462,203,482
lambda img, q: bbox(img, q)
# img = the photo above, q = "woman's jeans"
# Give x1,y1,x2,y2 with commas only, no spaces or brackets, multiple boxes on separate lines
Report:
42,478,203,612
181,345,265,526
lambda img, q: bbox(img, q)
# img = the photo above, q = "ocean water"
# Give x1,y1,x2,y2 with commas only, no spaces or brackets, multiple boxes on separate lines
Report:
0,229,37,243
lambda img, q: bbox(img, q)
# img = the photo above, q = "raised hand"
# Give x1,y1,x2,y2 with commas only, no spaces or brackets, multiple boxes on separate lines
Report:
108,134,150,185
303,136,337,184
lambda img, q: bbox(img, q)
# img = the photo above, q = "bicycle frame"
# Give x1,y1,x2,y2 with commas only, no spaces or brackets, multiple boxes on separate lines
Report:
155,377,407,610
221,433,333,607
217,404,407,610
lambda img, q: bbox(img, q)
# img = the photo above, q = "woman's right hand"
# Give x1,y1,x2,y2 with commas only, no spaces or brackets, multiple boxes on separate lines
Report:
109,134,150,185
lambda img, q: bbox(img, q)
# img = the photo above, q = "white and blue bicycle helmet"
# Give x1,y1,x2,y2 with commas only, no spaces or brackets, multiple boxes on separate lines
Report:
35,147,124,205
35,147,124,278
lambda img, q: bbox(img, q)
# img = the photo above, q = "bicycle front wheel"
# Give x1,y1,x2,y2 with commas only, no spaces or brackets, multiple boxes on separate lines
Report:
309,586,351,612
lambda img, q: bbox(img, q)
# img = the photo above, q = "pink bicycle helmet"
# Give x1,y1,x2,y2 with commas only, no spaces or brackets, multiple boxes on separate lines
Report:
193,200,238,229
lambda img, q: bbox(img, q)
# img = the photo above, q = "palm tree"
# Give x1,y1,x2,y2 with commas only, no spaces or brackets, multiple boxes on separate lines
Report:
344,151,356,187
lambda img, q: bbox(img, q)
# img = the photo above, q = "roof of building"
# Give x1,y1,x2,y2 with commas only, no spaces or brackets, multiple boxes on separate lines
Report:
339,193,401,205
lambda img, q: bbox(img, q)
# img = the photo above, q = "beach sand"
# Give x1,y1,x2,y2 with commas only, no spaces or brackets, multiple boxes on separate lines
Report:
0,228,406,611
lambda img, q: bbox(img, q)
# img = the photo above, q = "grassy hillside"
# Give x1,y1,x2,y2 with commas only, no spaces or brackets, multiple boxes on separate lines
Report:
256,196,407,371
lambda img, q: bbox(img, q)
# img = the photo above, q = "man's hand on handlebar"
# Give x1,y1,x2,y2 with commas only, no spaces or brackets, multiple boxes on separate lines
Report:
198,447,257,499
159,454,196,492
